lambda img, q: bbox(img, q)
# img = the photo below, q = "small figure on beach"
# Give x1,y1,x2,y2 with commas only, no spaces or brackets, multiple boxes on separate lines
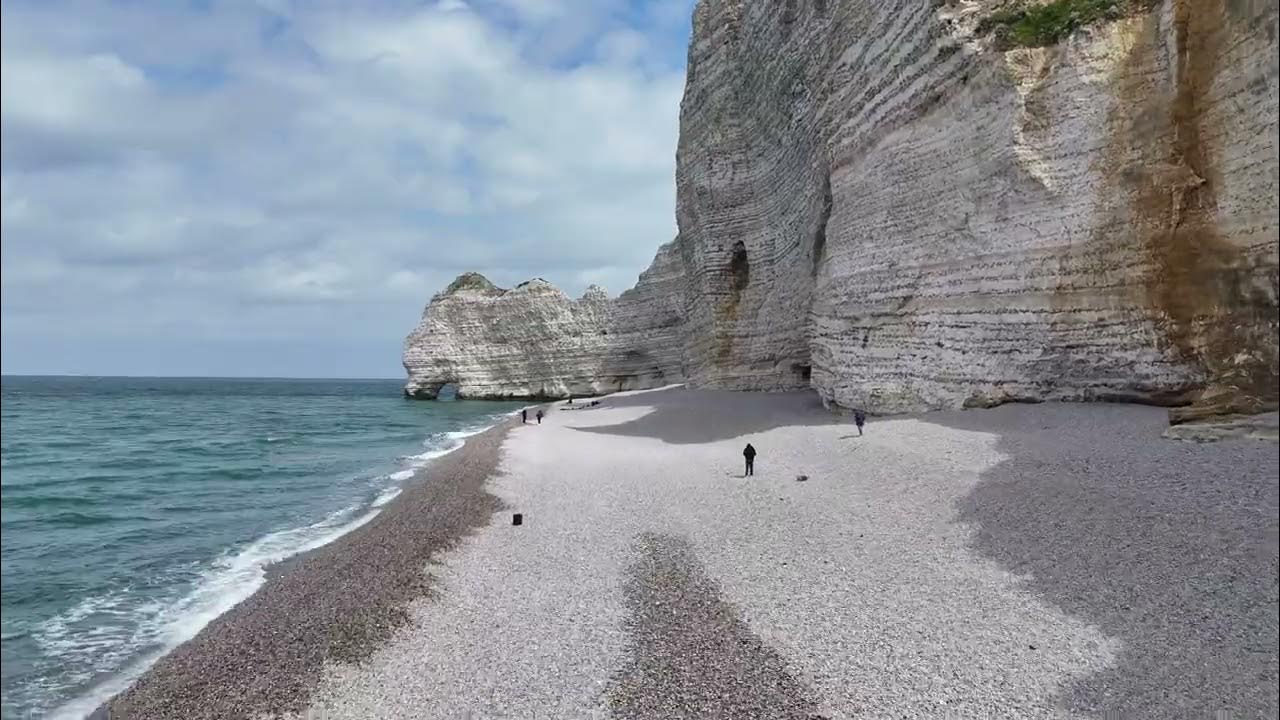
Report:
567,396,574,405
522,409,528,424
536,409,544,424
743,443,756,476
853,408,866,436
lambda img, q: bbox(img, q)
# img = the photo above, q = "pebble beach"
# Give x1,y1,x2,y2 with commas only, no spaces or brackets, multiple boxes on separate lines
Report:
103,387,1278,719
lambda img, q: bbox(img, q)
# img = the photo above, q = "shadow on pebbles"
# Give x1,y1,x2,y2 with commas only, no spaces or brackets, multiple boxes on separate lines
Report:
608,533,825,720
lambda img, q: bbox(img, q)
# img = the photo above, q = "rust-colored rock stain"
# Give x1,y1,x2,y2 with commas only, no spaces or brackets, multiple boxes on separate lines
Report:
1106,0,1278,422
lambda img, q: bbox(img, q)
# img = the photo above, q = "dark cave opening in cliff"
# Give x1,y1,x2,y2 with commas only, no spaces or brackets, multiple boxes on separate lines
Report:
729,241,750,292
792,363,812,382
436,383,459,401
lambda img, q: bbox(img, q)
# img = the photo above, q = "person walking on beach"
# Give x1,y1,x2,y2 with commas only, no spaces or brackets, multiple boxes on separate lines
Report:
536,409,544,425
853,408,866,436
522,409,528,424
743,443,757,477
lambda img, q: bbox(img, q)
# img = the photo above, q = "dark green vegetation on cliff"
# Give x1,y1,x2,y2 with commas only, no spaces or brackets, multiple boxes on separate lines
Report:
443,272,501,295
979,0,1149,47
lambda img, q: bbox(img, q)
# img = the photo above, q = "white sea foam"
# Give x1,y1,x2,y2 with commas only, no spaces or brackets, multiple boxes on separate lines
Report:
404,442,462,467
46,504,380,720
34,590,141,687
446,426,488,441
400,421,498,468
371,486,402,507
45,413,510,719
404,435,466,467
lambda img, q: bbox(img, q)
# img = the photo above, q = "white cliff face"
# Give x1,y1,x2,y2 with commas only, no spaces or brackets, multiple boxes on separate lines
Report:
673,0,1277,418
403,274,610,399
600,240,689,389
405,0,1278,418
402,252,687,399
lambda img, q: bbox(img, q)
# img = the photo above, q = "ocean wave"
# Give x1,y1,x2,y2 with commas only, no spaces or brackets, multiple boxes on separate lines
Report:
371,486,402,507
399,421,497,469
40,411,510,719
403,441,464,467
31,510,140,528
0,472,128,489
34,590,145,671
0,493,100,509
45,503,381,720
375,420,501,492
34,438,93,449
447,423,495,441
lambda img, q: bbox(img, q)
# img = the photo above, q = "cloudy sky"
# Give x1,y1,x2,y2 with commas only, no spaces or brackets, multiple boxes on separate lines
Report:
1,0,693,378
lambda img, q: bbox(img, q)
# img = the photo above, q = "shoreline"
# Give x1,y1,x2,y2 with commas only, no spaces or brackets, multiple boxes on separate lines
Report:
91,414,522,720
74,388,1279,718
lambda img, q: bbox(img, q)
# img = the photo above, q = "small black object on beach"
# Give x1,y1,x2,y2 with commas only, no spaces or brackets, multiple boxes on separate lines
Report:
512,513,523,526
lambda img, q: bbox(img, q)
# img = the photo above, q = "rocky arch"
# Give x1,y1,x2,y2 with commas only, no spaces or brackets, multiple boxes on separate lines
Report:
403,377,460,400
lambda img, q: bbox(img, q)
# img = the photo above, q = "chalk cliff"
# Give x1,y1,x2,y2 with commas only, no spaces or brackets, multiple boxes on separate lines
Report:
403,244,686,399
404,0,1279,420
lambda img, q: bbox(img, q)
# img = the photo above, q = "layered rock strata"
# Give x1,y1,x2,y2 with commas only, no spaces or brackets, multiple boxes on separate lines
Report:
403,244,686,399
405,0,1278,417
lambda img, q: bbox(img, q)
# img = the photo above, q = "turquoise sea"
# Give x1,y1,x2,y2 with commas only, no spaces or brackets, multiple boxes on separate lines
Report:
0,376,523,719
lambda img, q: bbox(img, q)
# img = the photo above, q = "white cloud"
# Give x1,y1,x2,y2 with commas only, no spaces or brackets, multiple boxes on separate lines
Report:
246,259,353,302
1,53,143,128
0,0,695,375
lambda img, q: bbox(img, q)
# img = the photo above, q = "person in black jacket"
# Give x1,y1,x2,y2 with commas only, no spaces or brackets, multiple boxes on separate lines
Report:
853,409,866,436
743,443,757,476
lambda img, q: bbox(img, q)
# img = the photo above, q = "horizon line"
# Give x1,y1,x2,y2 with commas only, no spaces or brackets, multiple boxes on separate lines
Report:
1,373,404,381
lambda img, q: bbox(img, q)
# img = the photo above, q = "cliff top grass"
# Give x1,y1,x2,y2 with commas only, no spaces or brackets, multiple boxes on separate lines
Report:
444,272,501,294
978,0,1135,48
